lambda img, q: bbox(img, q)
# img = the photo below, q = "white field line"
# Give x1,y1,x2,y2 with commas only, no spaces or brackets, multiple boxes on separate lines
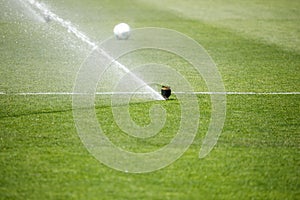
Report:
0,92,299,95
175,92,300,95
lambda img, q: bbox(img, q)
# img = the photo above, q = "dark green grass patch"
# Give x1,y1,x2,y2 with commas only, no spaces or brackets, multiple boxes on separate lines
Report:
0,94,298,199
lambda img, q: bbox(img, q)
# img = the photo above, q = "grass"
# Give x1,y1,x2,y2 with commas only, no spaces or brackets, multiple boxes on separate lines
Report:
0,0,299,199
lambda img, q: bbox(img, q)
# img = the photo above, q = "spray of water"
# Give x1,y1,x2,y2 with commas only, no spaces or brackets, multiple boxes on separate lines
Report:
20,0,164,100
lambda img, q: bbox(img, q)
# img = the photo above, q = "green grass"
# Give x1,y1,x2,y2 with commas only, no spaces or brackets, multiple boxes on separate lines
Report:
0,0,299,199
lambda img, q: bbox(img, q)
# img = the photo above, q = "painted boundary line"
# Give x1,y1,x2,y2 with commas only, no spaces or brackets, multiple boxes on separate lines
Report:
0,92,299,95
176,92,300,95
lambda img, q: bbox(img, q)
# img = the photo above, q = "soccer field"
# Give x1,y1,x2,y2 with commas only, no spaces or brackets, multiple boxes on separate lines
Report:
0,0,299,199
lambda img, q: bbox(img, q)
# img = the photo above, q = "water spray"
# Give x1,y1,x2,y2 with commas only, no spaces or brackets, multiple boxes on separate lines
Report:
20,0,164,100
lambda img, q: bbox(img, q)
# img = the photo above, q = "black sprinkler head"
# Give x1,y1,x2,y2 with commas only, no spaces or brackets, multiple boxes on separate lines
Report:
161,86,171,100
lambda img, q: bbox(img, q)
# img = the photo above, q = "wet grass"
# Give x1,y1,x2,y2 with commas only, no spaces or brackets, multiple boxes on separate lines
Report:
0,0,299,199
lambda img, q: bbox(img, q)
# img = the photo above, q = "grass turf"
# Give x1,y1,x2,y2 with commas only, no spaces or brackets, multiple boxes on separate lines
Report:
0,0,299,199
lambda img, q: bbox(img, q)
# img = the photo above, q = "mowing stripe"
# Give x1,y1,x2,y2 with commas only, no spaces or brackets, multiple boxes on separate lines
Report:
0,92,299,95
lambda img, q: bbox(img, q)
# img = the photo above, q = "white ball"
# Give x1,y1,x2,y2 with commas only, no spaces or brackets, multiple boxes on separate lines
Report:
113,23,130,40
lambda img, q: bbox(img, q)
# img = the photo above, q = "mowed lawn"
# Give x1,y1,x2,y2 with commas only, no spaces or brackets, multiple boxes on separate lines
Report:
0,0,299,199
